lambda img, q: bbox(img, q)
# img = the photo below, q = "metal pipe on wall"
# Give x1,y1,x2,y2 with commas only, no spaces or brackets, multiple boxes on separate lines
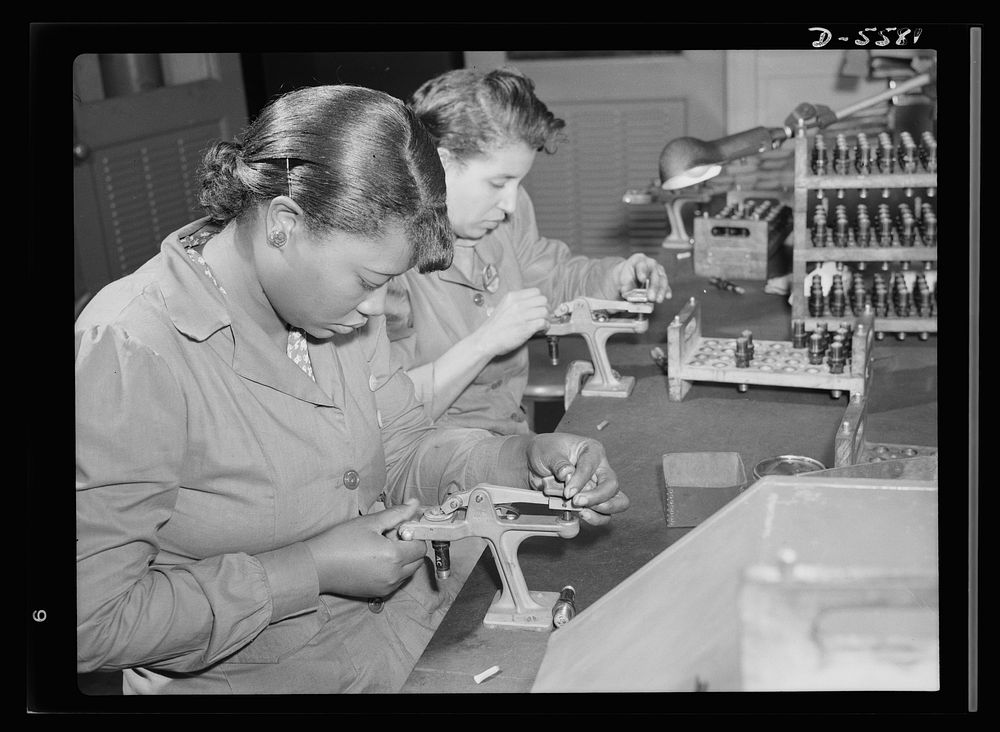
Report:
98,54,165,97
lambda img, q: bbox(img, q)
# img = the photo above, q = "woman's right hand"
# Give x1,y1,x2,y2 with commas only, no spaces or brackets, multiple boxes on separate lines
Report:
303,499,428,598
474,288,550,357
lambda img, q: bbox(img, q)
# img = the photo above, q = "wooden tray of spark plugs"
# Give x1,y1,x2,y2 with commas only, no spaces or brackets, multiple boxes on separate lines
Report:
665,297,874,401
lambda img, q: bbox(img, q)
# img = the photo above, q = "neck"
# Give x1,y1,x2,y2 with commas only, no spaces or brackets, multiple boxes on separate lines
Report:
202,222,290,350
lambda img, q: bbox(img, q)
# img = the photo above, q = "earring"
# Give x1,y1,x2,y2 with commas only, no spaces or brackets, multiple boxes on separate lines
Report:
268,230,287,248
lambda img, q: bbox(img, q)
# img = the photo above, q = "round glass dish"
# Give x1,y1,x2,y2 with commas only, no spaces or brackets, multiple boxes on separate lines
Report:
752,455,826,480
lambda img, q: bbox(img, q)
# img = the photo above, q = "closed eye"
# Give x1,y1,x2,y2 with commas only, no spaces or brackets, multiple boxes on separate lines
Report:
360,275,394,292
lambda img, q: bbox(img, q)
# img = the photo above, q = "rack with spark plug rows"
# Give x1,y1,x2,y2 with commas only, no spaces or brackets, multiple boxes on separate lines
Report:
790,131,938,338
665,297,873,402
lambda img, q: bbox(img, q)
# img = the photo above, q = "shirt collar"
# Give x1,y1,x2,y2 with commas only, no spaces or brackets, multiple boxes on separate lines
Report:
158,218,336,407
437,239,487,290
159,218,232,341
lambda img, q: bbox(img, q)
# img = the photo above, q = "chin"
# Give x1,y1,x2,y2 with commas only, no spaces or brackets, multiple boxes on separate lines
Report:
453,222,487,239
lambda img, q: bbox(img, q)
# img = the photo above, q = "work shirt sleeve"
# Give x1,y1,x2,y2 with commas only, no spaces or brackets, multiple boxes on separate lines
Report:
511,187,625,306
75,324,319,674
383,278,436,404
365,317,520,506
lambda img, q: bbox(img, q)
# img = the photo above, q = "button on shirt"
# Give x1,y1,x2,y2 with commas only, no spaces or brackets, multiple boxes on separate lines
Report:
386,187,624,435
75,219,514,688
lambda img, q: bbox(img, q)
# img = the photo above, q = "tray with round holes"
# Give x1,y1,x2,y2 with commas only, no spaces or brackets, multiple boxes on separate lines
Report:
678,336,866,394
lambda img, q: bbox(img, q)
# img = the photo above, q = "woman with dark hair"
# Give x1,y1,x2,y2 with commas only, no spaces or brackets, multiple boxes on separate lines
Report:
388,67,671,434
75,84,627,694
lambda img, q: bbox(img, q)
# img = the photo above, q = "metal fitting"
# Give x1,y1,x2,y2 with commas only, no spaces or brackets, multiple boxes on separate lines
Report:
431,540,451,580
552,585,577,628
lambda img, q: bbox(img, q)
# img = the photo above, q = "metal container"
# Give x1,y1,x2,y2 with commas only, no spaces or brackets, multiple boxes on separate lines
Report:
752,455,826,481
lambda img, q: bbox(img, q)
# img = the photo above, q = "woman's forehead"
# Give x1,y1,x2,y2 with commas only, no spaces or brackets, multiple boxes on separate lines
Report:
464,141,536,174
336,225,413,274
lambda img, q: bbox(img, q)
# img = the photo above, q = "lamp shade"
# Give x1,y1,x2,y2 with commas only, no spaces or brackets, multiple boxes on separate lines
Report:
659,127,786,190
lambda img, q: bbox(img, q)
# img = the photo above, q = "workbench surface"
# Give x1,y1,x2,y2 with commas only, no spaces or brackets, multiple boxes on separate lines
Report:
400,260,938,695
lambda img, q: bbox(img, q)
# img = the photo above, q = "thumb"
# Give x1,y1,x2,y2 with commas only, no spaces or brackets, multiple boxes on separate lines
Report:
372,498,421,533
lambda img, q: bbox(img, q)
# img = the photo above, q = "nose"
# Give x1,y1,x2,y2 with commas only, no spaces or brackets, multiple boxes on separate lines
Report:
357,284,389,317
497,183,518,215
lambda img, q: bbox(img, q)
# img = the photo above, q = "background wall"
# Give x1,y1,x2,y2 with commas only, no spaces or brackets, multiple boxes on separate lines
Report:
73,48,936,311
240,52,463,118
465,50,726,259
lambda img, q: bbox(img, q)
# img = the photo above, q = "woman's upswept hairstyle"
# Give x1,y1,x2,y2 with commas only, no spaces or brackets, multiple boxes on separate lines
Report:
408,67,566,163
198,85,453,273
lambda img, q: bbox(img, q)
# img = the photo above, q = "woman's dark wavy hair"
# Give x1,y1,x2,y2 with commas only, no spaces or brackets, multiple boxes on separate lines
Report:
408,67,566,163
198,85,453,273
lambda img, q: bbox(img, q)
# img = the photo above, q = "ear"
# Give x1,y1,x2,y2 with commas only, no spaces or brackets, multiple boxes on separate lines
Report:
265,196,305,243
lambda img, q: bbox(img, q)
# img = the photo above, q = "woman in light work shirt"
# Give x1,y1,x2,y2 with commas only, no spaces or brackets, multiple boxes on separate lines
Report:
386,67,672,435
75,85,628,695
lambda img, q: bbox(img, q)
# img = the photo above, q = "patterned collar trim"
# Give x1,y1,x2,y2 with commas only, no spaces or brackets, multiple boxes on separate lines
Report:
180,226,314,382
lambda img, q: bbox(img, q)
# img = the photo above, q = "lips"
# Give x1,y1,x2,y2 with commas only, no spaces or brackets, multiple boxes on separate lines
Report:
330,319,367,334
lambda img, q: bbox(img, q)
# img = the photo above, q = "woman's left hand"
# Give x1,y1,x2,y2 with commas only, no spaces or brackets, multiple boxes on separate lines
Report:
525,433,629,526
610,253,671,302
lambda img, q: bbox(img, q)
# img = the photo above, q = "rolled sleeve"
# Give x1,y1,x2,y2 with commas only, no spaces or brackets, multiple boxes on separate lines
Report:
256,542,321,622
384,281,438,414
512,188,624,304
364,317,523,504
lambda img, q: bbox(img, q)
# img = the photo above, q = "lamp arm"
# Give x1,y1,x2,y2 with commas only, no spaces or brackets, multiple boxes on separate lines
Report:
830,71,933,122
786,70,934,134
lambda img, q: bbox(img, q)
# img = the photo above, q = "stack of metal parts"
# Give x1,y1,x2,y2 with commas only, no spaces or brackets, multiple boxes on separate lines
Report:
805,267,937,340
810,200,937,249
790,129,938,341
790,314,854,377
812,130,937,177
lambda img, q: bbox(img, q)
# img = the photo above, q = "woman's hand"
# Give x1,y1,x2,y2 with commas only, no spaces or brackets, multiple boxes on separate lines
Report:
525,433,629,526
472,288,550,357
609,253,671,302
303,499,428,598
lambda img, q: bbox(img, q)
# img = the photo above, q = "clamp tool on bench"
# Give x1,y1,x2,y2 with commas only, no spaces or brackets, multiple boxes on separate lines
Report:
397,476,582,631
545,289,653,403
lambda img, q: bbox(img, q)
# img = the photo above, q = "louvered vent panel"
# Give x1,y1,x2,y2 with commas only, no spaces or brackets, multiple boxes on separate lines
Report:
523,100,686,258
94,123,220,277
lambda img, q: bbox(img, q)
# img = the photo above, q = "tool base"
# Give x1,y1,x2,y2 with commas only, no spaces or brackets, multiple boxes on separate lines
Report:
581,375,635,398
484,590,560,631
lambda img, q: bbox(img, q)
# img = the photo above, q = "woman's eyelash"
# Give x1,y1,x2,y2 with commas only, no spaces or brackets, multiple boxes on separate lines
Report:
360,276,394,292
